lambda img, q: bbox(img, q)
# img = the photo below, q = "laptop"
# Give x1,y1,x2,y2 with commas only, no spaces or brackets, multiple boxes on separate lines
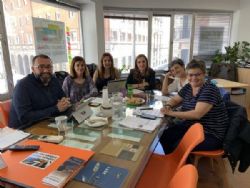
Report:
107,79,126,94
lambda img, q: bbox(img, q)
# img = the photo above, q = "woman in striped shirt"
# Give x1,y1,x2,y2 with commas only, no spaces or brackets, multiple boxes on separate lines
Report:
160,59,229,154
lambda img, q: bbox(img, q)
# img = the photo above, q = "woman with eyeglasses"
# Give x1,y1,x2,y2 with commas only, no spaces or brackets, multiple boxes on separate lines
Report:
62,56,98,104
160,59,229,154
126,54,155,90
93,52,120,92
162,58,188,95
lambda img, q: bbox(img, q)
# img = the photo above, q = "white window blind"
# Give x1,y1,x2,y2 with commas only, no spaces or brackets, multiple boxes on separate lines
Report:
193,13,231,57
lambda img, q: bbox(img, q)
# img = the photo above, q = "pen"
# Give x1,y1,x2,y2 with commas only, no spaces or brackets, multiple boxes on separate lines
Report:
140,108,153,111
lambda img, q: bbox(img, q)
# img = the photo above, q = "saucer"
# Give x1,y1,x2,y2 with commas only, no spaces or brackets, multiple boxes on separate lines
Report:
85,117,108,127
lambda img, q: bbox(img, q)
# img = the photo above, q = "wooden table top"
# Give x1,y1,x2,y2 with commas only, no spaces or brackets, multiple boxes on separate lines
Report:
215,78,249,89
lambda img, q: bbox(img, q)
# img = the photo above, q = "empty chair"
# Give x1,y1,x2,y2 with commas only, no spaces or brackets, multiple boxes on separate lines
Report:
0,100,11,127
136,123,204,188
168,164,198,188
54,71,69,87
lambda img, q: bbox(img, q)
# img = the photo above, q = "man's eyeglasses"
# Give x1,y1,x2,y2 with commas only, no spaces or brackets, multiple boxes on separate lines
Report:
187,73,203,77
33,64,53,70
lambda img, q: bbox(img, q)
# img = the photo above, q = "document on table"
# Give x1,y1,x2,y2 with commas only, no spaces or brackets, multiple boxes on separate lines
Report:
154,95,171,102
119,116,161,133
134,107,164,118
0,127,30,150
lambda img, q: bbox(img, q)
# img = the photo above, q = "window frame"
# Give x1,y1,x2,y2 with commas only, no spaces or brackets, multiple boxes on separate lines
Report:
104,8,233,70
0,1,14,100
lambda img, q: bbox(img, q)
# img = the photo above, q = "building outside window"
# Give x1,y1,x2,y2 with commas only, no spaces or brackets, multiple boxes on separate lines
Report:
104,10,232,71
104,13,148,72
2,0,82,85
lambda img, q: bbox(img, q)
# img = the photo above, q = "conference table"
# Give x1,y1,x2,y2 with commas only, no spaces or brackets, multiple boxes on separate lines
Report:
25,94,168,188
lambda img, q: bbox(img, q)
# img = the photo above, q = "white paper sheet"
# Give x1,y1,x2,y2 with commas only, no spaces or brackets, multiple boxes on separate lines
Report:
0,127,30,150
119,116,161,133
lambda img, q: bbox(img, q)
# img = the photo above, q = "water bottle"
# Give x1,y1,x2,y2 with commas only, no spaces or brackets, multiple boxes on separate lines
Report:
127,84,133,98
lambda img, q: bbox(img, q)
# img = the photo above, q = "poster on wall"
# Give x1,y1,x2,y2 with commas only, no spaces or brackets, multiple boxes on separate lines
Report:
32,17,67,63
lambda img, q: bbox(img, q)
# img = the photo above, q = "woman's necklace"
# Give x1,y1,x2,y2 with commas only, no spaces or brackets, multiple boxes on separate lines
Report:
74,77,85,84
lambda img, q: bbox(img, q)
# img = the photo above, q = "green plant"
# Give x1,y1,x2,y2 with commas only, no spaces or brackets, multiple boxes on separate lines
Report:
212,41,250,64
239,41,250,62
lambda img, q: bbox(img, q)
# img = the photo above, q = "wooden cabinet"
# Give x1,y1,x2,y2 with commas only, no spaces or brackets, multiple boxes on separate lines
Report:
237,68,250,108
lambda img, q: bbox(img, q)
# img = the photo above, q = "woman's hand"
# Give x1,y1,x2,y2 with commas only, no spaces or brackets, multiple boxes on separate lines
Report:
160,106,173,116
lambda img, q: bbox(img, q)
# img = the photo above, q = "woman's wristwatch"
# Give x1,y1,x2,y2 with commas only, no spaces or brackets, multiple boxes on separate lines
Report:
164,104,172,108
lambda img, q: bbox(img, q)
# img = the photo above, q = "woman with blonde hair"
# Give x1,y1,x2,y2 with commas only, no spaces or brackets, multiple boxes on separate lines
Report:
126,54,155,90
62,56,97,104
93,52,120,92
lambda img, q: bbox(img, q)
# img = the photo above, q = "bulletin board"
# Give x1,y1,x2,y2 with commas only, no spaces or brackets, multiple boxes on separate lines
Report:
32,17,67,63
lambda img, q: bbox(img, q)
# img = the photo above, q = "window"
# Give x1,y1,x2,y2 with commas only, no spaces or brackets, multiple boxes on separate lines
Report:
104,10,232,70
0,41,8,94
55,12,60,21
172,14,192,64
151,15,171,70
69,11,74,19
193,13,231,62
3,0,82,83
104,13,148,72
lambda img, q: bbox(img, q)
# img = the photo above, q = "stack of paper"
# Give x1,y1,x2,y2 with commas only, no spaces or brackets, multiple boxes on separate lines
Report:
119,116,161,133
154,95,171,102
0,127,30,151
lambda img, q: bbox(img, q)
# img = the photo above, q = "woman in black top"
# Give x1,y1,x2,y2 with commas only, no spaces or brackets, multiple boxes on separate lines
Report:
126,54,155,90
93,52,120,92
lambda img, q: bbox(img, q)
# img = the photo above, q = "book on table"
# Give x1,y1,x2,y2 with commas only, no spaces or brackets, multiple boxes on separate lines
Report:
0,139,94,188
0,127,30,151
74,160,128,188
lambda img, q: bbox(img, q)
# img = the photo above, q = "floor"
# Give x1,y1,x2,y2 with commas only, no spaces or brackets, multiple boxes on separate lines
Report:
197,157,250,188
154,143,250,188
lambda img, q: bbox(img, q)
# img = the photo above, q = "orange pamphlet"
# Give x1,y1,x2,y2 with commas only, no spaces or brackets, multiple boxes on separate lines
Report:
0,139,94,188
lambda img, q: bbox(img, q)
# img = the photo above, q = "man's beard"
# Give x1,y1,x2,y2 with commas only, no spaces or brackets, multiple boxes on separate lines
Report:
35,73,52,86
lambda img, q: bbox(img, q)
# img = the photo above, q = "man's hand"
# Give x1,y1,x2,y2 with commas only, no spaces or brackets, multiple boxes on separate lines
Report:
57,97,71,112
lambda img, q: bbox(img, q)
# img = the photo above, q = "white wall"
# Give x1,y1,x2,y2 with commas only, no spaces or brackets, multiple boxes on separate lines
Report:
81,1,104,64
103,0,239,11
237,0,250,42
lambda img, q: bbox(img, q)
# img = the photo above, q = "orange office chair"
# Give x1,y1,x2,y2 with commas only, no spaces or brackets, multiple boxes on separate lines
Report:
0,99,11,127
168,164,198,188
136,123,204,188
192,149,224,171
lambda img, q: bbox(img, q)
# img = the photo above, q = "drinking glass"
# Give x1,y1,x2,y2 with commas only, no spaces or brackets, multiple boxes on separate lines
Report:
55,116,68,136
112,92,123,121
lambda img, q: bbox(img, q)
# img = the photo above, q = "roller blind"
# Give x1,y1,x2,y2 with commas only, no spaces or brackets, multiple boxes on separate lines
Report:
193,13,232,56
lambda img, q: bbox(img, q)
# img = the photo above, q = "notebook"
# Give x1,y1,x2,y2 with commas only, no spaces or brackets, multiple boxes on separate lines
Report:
107,79,126,94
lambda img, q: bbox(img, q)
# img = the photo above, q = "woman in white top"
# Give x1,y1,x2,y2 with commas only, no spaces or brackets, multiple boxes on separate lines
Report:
162,58,188,95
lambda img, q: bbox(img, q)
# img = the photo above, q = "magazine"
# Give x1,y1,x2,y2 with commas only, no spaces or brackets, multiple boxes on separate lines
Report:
43,156,85,187
21,151,59,169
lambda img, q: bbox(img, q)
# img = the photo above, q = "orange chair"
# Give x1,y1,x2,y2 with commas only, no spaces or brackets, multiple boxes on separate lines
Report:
136,123,204,188
192,149,224,170
0,100,11,127
168,164,198,188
